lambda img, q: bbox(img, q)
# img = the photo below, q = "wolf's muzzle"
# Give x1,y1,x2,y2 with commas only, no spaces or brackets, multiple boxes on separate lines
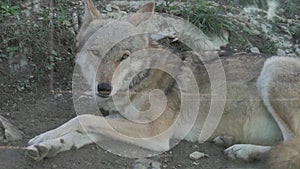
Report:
97,83,112,98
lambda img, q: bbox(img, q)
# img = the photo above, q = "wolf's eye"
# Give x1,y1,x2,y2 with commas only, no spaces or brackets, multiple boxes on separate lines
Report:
118,50,131,62
91,50,100,57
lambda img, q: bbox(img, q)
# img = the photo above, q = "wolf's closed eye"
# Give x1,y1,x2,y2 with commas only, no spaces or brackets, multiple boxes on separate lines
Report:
91,50,100,57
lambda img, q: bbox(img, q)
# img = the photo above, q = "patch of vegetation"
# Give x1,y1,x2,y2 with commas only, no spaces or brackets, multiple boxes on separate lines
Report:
17,79,31,91
263,41,277,55
289,23,300,43
1,2,20,16
283,0,300,17
0,0,78,91
157,0,231,38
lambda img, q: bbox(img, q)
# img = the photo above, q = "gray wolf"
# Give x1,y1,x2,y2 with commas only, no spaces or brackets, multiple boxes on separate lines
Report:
26,1,300,168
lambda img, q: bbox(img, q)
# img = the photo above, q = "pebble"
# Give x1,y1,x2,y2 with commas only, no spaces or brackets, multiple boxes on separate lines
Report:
295,48,300,56
189,151,209,160
281,41,293,48
134,159,161,169
261,24,269,34
192,162,199,165
287,53,297,57
277,49,286,56
0,116,23,141
54,93,63,99
111,5,120,11
250,47,260,54
105,4,112,12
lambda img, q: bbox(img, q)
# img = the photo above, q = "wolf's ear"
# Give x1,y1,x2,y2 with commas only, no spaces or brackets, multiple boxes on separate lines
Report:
76,0,101,49
136,2,155,13
82,0,101,26
128,2,155,26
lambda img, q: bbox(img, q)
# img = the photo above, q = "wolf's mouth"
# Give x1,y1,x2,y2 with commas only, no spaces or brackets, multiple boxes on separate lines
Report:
97,91,111,98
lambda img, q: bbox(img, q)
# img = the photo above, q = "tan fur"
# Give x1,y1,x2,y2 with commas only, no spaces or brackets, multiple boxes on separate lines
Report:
25,1,300,166
269,136,300,169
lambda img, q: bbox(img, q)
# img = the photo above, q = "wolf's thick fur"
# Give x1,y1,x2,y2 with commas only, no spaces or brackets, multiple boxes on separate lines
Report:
269,136,300,169
26,0,300,167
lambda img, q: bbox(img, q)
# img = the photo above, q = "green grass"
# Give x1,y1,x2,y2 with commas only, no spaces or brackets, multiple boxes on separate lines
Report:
0,0,76,80
157,0,231,38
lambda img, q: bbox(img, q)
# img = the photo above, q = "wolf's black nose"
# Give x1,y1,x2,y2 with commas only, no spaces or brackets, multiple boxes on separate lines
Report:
97,83,112,98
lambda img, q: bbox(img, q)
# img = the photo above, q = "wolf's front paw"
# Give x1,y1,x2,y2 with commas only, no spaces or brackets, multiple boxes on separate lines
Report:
224,144,253,161
225,144,246,160
224,144,271,161
26,144,49,161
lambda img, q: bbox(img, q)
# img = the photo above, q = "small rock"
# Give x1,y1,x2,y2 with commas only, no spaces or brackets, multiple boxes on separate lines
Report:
295,48,300,56
54,93,63,99
192,162,199,166
111,5,120,11
111,1,130,10
12,103,17,108
250,47,260,54
277,49,286,56
285,48,293,53
0,116,24,141
287,53,297,57
107,12,121,19
119,11,127,17
261,24,269,34
105,4,112,12
151,161,161,169
251,29,261,35
189,151,209,160
134,159,161,169
282,41,293,48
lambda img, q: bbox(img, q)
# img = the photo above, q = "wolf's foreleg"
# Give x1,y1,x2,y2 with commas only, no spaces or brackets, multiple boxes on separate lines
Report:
26,114,171,160
26,131,94,161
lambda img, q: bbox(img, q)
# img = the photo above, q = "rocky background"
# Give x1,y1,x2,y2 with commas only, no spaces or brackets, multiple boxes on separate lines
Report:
0,0,299,89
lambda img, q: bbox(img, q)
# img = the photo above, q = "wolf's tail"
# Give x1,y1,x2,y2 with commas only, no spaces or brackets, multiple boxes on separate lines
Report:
269,136,300,169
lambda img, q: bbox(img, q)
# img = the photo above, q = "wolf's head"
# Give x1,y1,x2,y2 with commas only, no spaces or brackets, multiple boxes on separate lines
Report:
76,0,155,95
75,1,202,134
76,0,172,119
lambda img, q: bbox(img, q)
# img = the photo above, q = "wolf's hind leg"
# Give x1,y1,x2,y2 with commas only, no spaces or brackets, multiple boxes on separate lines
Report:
224,144,272,161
